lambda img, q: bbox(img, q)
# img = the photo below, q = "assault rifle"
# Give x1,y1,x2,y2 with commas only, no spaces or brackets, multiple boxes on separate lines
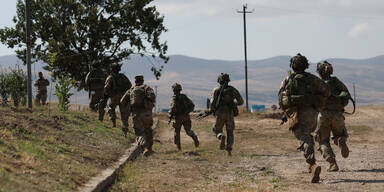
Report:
197,110,213,120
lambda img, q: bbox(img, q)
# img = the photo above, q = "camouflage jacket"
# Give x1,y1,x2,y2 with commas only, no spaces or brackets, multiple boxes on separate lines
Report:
279,72,330,112
210,84,244,113
322,76,350,111
85,68,106,90
34,78,49,92
121,84,156,111
104,73,131,96
169,93,194,116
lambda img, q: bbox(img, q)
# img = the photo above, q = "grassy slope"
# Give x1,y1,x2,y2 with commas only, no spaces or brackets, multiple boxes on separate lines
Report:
0,105,134,192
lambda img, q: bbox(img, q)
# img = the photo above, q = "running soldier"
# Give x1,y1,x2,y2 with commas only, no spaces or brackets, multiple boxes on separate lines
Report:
315,61,351,171
85,62,106,112
168,83,199,151
34,72,50,105
104,64,131,135
210,73,244,156
278,53,330,183
121,75,156,156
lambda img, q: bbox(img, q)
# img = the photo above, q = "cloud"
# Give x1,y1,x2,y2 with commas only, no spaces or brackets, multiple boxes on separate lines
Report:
348,23,369,38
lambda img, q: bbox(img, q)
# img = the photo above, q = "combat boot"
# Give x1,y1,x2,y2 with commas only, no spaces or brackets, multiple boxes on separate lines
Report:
192,135,199,147
310,164,321,183
327,158,339,172
337,137,349,158
218,134,226,150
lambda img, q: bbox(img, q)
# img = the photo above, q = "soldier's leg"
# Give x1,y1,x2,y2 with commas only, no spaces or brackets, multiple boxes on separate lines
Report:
98,98,107,121
89,92,97,111
225,114,235,155
41,92,47,105
142,112,154,152
331,112,349,158
173,118,182,150
119,103,130,136
183,116,199,147
35,93,41,105
108,97,118,127
317,111,338,171
213,114,226,150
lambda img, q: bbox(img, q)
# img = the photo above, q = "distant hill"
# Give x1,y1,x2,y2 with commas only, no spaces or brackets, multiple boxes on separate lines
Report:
1,54,383,109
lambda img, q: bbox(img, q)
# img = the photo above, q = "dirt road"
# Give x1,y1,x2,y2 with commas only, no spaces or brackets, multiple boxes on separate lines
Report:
109,106,384,192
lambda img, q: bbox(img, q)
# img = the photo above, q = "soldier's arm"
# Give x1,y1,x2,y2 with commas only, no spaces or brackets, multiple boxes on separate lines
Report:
146,86,156,103
168,96,177,116
45,79,50,86
120,89,130,106
233,88,244,106
209,88,219,112
104,76,113,96
85,72,90,86
334,77,351,99
34,79,39,87
278,77,288,95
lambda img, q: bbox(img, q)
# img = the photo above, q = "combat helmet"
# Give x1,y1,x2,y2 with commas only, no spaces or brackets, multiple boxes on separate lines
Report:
317,60,333,77
217,73,230,84
290,53,309,72
172,83,182,92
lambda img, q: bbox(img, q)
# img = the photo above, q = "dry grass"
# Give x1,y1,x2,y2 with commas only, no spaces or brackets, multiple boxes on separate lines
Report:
0,104,134,192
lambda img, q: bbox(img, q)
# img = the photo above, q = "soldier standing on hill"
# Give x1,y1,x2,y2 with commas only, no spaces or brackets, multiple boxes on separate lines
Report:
278,53,330,183
85,62,106,112
121,75,156,156
34,72,50,105
168,83,199,151
315,61,352,172
104,64,131,135
210,73,244,156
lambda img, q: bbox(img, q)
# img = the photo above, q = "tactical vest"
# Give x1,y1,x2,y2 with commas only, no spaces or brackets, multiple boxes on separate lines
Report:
174,94,195,114
130,85,154,110
279,72,317,110
215,85,239,116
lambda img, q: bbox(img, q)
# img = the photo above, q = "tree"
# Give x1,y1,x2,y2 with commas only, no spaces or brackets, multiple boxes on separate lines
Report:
0,0,168,89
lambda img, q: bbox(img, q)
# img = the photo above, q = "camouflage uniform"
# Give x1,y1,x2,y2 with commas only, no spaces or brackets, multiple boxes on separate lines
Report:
210,73,244,156
85,68,106,113
278,53,330,183
34,72,50,105
121,75,155,153
104,65,131,132
168,83,199,150
315,61,350,171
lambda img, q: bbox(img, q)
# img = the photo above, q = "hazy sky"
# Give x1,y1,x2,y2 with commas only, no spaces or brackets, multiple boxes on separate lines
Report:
0,0,383,62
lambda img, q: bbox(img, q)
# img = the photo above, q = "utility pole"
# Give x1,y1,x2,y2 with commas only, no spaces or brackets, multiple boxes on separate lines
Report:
353,82,356,103
26,0,32,109
237,4,253,112
154,85,158,113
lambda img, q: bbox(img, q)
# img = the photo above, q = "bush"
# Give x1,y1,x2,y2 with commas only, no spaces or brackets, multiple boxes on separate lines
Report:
55,76,73,111
0,70,11,105
8,66,27,107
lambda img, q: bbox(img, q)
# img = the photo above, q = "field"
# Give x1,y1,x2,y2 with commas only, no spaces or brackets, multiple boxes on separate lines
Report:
108,106,384,192
0,105,134,192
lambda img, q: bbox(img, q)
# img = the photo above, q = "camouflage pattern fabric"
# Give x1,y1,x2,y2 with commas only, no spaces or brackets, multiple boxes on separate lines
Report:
89,88,104,112
104,73,131,129
315,76,350,162
316,110,348,161
210,85,243,152
34,78,50,105
85,68,106,111
121,84,155,150
279,71,330,166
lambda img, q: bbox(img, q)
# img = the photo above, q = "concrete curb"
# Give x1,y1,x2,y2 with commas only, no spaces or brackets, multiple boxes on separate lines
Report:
79,118,159,192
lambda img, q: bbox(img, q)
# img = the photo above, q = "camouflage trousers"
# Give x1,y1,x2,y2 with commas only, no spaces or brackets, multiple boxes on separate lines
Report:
89,88,104,112
289,106,318,165
108,94,129,129
132,109,154,150
213,110,235,151
173,114,197,146
316,110,348,161
35,90,47,105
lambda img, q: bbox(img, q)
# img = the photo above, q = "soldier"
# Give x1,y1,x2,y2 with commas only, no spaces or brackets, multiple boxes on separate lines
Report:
85,62,106,113
210,73,244,156
34,72,50,105
121,75,156,156
104,63,131,135
315,61,351,172
278,53,330,183
168,83,199,151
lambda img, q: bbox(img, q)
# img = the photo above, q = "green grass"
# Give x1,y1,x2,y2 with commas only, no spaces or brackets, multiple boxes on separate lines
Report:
0,104,133,192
